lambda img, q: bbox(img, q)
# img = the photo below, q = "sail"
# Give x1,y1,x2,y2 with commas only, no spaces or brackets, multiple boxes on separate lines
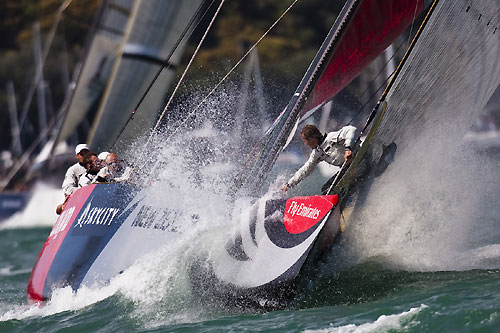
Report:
54,0,136,148
358,0,500,164
239,0,429,195
300,0,428,119
87,0,204,154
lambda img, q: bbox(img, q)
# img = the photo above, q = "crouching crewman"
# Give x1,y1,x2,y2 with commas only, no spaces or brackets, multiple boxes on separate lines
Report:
282,124,358,195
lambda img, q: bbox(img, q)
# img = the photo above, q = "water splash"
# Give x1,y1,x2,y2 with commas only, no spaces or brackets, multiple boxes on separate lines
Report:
303,304,428,333
1,182,61,229
342,126,500,271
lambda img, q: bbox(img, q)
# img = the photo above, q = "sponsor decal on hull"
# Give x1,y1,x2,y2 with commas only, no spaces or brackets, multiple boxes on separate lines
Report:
28,183,140,303
74,198,120,228
287,200,321,219
284,195,338,234
130,205,178,231
27,184,97,303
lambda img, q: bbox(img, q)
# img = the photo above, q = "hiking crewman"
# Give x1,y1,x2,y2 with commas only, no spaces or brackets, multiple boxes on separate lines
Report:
282,124,358,194
57,144,89,214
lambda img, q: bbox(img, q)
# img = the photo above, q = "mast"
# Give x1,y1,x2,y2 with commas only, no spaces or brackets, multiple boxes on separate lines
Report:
238,0,429,196
33,22,48,147
6,81,22,156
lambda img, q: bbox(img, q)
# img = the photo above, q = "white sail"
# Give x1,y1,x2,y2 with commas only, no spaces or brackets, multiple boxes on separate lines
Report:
54,0,136,148
87,0,204,154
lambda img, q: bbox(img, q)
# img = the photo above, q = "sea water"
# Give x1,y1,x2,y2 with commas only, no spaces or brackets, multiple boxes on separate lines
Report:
3,98,500,331
3,226,500,332
1,145,500,332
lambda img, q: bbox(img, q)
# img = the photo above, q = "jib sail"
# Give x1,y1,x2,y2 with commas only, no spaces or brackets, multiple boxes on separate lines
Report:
239,0,429,195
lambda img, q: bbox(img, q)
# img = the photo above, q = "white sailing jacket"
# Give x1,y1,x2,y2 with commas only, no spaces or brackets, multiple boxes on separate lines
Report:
62,162,87,197
287,125,358,188
78,171,97,188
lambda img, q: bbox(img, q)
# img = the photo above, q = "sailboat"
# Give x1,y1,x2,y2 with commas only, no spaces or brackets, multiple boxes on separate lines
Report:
190,0,500,307
27,0,500,309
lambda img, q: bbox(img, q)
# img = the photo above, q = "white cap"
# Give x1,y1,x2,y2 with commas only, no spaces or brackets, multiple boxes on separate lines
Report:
98,151,110,160
75,144,89,154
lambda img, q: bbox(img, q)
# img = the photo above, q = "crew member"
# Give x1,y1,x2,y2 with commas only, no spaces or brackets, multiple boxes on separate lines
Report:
62,144,89,197
282,124,358,194
78,152,101,187
57,144,89,214
95,153,131,183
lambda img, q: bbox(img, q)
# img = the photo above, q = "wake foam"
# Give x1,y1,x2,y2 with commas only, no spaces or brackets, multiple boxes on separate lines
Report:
304,304,428,333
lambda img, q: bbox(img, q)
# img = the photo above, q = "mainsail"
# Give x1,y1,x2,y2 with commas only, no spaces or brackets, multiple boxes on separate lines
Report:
53,0,135,148
87,0,204,154
239,0,429,195
349,0,500,178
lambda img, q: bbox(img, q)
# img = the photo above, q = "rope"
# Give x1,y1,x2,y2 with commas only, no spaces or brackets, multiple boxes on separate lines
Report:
358,0,439,136
299,1,425,131
344,0,427,129
151,0,301,141
408,0,420,47
150,0,227,138
109,0,215,150
345,40,407,126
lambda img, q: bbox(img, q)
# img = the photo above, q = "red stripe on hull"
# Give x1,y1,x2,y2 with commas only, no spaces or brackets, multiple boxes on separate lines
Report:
27,185,97,303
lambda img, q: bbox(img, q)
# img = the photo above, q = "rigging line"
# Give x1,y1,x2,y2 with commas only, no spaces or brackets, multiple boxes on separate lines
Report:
49,0,109,161
110,0,216,150
149,0,227,139
300,38,406,127
359,0,439,136
16,0,73,135
346,67,395,126
356,40,407,103
156,0,301,140
407,0,420,47
345,3,425,127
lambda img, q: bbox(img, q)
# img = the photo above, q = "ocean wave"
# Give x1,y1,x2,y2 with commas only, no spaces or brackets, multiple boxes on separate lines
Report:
304,304,428,333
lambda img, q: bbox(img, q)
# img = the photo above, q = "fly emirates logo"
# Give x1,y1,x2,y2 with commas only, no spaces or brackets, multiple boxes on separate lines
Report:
287,200,321,219
74,199,120,228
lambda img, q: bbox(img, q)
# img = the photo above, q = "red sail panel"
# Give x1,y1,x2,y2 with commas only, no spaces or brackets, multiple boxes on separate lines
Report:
301,0,425,117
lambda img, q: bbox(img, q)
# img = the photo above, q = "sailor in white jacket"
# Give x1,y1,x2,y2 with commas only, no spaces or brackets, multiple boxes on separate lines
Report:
282,124,358,193
61,144,89,197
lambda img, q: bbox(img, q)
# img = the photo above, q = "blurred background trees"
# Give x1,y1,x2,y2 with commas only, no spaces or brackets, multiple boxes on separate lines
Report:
0,0,342,153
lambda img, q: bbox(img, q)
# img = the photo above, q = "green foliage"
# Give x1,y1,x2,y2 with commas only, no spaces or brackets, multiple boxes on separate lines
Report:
0,0,99,152
177,0,342,105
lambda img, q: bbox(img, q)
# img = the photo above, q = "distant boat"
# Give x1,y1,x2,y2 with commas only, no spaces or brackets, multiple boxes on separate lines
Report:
0,192,30,222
